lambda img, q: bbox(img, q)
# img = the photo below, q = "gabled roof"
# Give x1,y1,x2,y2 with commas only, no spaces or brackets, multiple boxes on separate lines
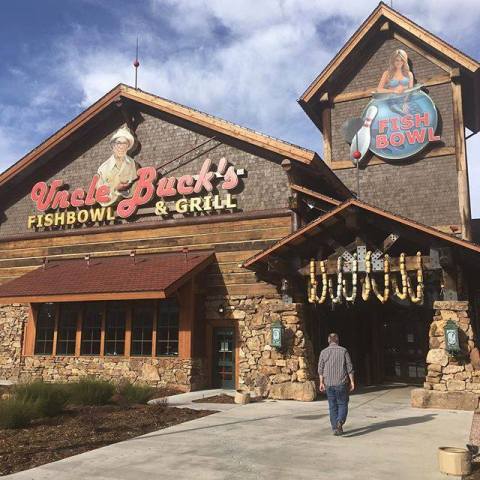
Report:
300,2,480,104
243,198,480,269
0,84,347,197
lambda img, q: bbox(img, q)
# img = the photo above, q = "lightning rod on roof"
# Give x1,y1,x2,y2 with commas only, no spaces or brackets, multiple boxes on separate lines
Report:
133,36,140,89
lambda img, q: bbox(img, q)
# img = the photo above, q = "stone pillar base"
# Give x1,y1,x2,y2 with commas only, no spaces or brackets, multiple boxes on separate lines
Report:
411,388,479,411
268,380,316,401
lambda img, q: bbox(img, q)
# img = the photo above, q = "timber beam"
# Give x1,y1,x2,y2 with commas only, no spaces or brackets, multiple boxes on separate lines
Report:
299,255,439,276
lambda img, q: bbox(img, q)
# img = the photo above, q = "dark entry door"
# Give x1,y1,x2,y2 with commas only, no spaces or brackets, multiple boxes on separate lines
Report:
382,305,429,383
213,327,235,389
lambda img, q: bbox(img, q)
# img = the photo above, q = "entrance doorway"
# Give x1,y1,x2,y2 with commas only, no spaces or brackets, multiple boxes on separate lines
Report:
308,302,430,385
212,327,235,389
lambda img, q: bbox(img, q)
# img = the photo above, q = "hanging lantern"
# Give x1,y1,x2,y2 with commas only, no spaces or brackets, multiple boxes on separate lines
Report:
444,320,460,355
271,321,284,348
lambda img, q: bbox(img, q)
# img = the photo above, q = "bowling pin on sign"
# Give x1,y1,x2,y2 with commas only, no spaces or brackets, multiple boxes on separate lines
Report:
350,105,378,164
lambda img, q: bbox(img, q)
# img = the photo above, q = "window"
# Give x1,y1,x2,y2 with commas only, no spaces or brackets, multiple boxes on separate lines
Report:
81,303,102,355
131,303,154,356
104,303,126,355
34,303,56,355
56,304,79,355
31,299,182,358
157,300,179,356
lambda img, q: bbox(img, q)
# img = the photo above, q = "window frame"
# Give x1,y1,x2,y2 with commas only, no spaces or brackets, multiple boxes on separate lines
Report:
28,299,182,359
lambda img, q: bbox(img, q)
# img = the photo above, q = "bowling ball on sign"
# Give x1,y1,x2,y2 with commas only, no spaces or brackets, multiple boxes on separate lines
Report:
365,88,438,160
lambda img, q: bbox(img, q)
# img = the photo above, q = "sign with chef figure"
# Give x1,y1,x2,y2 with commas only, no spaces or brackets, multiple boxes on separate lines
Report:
343,49,440,162
27,125,246,230
97,126,139,206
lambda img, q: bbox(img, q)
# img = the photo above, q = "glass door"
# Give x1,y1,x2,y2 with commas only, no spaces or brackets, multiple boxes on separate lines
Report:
213,327,235,389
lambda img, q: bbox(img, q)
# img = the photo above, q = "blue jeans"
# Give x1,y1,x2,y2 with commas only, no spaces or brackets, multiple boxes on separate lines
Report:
326,384,349,430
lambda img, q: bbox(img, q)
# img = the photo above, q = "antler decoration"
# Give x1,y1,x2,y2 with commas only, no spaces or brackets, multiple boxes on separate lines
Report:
361,251,372,301
371,254,390,303
392,252,408,300
342,253,358,303
407,251,424,304
308,259,327,304
328,257,343,304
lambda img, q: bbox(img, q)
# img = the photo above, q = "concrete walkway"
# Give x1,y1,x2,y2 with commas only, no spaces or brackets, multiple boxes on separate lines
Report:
7,385,472,480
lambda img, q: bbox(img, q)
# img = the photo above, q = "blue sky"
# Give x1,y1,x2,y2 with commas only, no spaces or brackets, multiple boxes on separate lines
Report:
0,0,479,217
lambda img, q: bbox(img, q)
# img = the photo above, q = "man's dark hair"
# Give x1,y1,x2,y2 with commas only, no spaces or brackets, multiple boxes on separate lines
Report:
328,333,339,344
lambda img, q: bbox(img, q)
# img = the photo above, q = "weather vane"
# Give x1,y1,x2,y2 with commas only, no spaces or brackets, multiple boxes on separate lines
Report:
133,36,140,89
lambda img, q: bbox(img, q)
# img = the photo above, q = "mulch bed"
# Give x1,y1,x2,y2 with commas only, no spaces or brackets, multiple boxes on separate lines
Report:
192,394,235,404
0,403,216,476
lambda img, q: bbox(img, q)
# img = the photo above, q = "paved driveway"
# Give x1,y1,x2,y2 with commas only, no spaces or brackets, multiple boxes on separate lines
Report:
7,386,472,480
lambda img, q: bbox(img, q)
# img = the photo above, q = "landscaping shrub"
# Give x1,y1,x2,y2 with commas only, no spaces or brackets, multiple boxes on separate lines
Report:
116,381,155,405
14,381,69,417
68,378,115,406
0,398,38,429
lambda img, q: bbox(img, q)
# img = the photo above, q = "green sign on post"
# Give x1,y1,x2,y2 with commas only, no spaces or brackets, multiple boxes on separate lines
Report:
271,321,284,349
444,320,460,355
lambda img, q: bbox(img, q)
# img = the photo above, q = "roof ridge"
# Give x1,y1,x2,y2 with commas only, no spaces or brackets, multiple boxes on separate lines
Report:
300,2,480,103
120,84,315,156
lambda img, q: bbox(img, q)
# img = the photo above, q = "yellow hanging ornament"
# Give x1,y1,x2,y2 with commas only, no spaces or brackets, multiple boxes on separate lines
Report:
393,252,408,300
407,251,424,304
342,253,358,303
361,251,372,301
371,254,390,303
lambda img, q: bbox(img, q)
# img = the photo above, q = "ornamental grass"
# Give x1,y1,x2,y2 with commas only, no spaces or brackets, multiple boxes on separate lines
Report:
0,398,38,429
14,381,69,418
67,377,115,406
116,381,155,405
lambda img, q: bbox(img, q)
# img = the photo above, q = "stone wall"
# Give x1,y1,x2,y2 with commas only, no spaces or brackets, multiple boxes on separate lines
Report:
412,300,480,410
0,304,29,381
0,303,207,390
1,297,318,400
205,294,317,401
19,356,207,391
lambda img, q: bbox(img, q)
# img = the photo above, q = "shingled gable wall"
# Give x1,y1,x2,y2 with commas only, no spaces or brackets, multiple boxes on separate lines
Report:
0,109,292,239
327,37,461,230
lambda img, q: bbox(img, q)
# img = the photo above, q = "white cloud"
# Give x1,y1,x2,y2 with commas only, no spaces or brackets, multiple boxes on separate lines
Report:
1,0,480,217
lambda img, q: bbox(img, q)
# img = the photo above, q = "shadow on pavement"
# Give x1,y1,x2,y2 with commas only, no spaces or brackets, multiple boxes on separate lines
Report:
352,384,414,395
294,414,328,420
342,413,437,438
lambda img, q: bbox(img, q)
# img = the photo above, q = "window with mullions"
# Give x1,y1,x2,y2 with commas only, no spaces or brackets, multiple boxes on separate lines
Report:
105,303,126,355
34,303,56,355
131,303,154,356
56,304,79,355
81,303,103,355
157,300,179,356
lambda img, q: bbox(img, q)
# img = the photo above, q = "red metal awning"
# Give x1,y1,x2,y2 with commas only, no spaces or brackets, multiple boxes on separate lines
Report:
0,250,214,303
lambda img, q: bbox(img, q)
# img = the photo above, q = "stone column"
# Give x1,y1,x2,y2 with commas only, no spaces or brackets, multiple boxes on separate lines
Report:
412,300,479,410
0,304,29,381
205,294,317,401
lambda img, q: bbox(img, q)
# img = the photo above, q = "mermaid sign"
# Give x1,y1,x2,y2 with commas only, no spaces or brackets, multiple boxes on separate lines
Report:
344,49,440,162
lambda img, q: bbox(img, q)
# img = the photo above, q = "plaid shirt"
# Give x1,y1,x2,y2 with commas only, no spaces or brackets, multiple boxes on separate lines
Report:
318,343,354,387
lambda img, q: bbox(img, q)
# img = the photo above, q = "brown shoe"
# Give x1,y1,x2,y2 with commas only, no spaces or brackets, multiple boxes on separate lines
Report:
336,421,344,435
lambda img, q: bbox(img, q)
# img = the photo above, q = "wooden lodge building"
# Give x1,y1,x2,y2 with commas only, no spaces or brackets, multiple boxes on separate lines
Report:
1,3,480,408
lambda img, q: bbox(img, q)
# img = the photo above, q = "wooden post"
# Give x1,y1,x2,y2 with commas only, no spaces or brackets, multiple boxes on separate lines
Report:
321,107,332,166
23,304,37,356
178,279,195,359
451,78,472,240
52,304,59,357
100,303,106,357
151,301,157,358
125,302,132,357
75,307,82,357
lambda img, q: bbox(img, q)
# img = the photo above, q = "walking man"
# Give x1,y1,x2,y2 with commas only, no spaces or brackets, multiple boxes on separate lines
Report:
318,333,355,435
